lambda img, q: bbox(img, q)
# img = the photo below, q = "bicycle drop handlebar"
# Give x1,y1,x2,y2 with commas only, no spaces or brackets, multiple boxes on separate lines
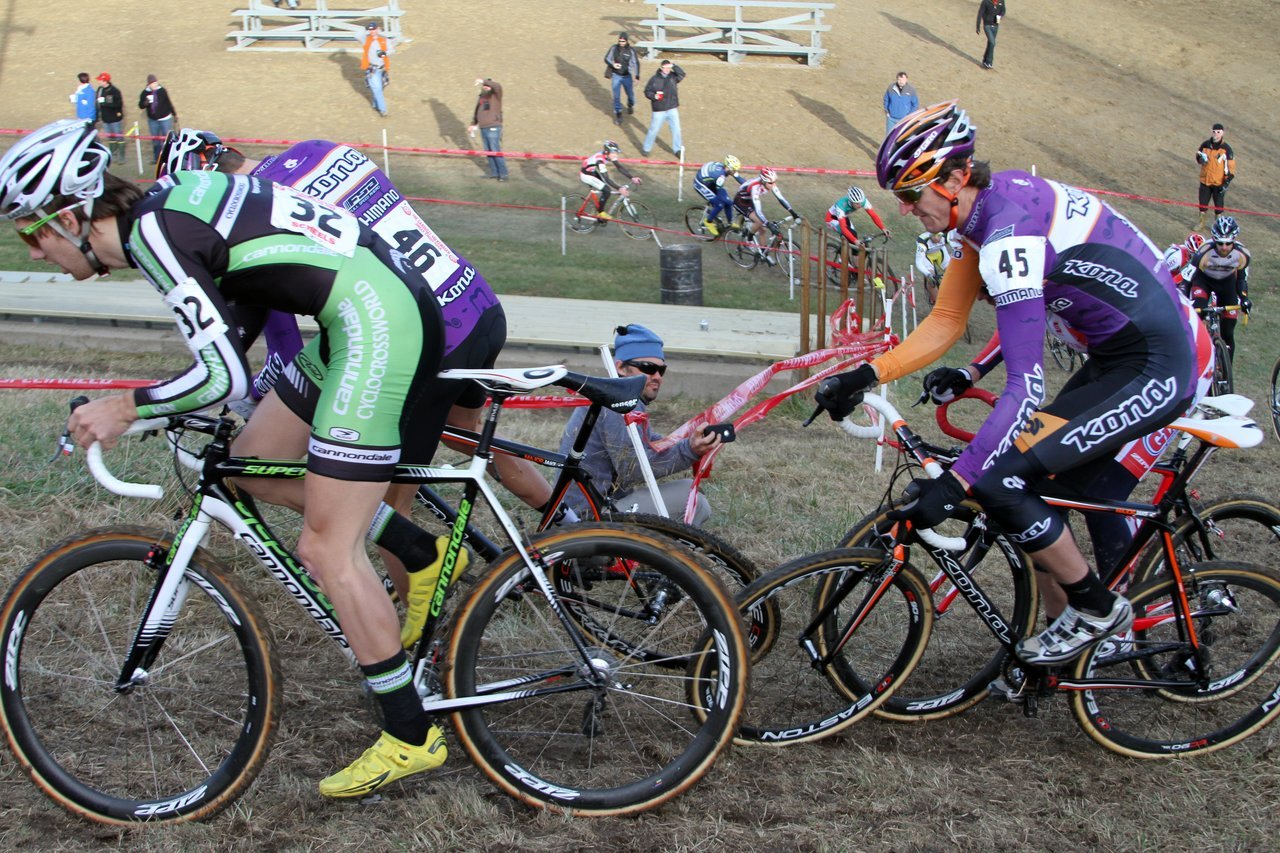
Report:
815,389,967,551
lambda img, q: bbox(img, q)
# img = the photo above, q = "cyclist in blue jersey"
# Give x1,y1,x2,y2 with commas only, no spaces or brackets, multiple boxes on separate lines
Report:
2,119,460,799
691,154,743,236
816,101,1210,666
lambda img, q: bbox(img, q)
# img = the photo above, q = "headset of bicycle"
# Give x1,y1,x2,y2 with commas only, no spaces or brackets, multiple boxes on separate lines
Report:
1186,214,1251,360
825,184,890,245
692,154,745,235
731,167,800,241
816,99,1212,667
580,139,640,214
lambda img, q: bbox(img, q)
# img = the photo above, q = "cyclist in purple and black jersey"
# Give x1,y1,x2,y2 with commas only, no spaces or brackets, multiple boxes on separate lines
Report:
1186,214,1251,363
818,101,1212,667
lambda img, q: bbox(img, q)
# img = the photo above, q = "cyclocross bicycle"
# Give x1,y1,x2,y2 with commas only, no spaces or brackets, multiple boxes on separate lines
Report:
568,188,655,240
714,390,1280,759
684,203,730,242
1198,304,1238,397
835,390,1280,722
725,215,797,271
0,366,749,824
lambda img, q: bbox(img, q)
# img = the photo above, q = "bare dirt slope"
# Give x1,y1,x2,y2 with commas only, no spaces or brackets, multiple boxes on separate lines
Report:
3,0,1276,248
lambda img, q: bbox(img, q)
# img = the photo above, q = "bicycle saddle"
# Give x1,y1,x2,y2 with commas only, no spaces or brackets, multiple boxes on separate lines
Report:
439,366,647,413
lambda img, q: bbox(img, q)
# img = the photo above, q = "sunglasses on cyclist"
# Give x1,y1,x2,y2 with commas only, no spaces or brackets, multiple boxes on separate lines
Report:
624,360,668,377
15,202,84,248
1214,240,1234,249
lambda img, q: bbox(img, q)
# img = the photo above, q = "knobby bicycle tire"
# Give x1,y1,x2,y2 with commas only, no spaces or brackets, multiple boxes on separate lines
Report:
718,548,931,746
445,523,748,815
0,527,281,825
567,195,600,234
1131,495,1280,586
1073,562,1280,758
838,504,1038,721
725,227,760,270
618,200,655,240
684,205,720,242
1270,354,1280,441
1210,338,1234,396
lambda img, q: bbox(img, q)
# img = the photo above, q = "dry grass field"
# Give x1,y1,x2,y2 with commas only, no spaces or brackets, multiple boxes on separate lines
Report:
1,0,1280,849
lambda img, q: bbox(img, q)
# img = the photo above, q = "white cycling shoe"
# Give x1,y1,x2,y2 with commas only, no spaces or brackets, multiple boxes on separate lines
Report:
1015,594,1134,666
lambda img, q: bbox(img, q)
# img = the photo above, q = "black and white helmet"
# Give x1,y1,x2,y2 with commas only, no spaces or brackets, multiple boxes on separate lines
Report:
846,186,867,206
155,128,231,179
0,119,109,222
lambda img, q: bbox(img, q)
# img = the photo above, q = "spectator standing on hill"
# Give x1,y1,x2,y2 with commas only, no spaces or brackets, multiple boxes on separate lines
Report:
1195,123,1235,231
138,75,177,160
883,72,918,134
604,32,640,126
976,0,1006,70
557,325,721,526
469,78,508,181
641,60,685,156
362,22,391,117
95,73,125,161
71,73,96,124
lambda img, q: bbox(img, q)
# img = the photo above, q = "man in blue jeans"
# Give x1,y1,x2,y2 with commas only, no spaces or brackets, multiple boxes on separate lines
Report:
604,32,640,126
468,78,508,181
641,61,686,156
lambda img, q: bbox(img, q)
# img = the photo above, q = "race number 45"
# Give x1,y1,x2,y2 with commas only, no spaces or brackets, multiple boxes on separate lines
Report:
979,235,1046,304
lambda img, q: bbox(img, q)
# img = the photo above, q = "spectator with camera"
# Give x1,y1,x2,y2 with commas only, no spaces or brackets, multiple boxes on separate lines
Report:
362,22,391,117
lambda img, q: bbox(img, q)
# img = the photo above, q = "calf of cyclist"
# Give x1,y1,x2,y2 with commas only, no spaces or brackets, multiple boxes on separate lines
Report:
731,168,801,260
914,230,954,305
156,129,554,647
580,140,640,220
825,185,891,247
2,119,454,799
1186,215,1251,363
691,154,744,236
817,101,1205,666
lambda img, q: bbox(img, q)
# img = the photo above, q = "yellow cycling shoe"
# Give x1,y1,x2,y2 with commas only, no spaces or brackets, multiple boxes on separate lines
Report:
319,728,447,799
401,536,470,648
703,219,720,237
596,210,613,221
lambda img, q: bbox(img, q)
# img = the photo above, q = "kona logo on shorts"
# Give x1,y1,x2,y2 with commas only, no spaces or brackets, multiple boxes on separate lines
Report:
1011,518,1052,544
329,427,361,442
1061,377,1178,453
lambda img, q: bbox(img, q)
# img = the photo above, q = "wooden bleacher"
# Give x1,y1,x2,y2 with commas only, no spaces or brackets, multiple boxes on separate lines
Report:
637,0,834,66
227,0,406,52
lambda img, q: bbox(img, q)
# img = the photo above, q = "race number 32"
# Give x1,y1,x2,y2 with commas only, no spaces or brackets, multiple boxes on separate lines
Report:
270,184,358,257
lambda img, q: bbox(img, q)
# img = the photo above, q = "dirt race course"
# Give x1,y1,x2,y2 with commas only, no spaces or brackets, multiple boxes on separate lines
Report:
2,1,1280,850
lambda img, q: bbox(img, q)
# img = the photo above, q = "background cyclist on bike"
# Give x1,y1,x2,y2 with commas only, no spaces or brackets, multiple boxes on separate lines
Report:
817,100,1208,667
731,167,801,262
1186,215,1251,364
156,129,554,648
2,119,459,798
580,140,640,221
825,185,891,248
1163,232,1205,296
913,229,955,304
691,154,743,237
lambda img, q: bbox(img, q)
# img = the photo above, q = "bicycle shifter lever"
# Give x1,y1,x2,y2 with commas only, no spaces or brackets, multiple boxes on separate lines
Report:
53,395,90,462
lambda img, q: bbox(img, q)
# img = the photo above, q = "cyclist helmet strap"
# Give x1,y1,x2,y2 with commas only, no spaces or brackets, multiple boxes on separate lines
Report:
929,165,971,231
43,200,109,276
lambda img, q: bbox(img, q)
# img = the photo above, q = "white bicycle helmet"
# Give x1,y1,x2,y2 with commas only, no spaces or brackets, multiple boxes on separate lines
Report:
846,186,867,205
759,167,777,184
0,119,109,222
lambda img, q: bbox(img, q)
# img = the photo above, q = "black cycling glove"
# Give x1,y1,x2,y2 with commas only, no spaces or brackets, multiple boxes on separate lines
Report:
814,364,877,421
921,366,974,404
887,474,967,529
